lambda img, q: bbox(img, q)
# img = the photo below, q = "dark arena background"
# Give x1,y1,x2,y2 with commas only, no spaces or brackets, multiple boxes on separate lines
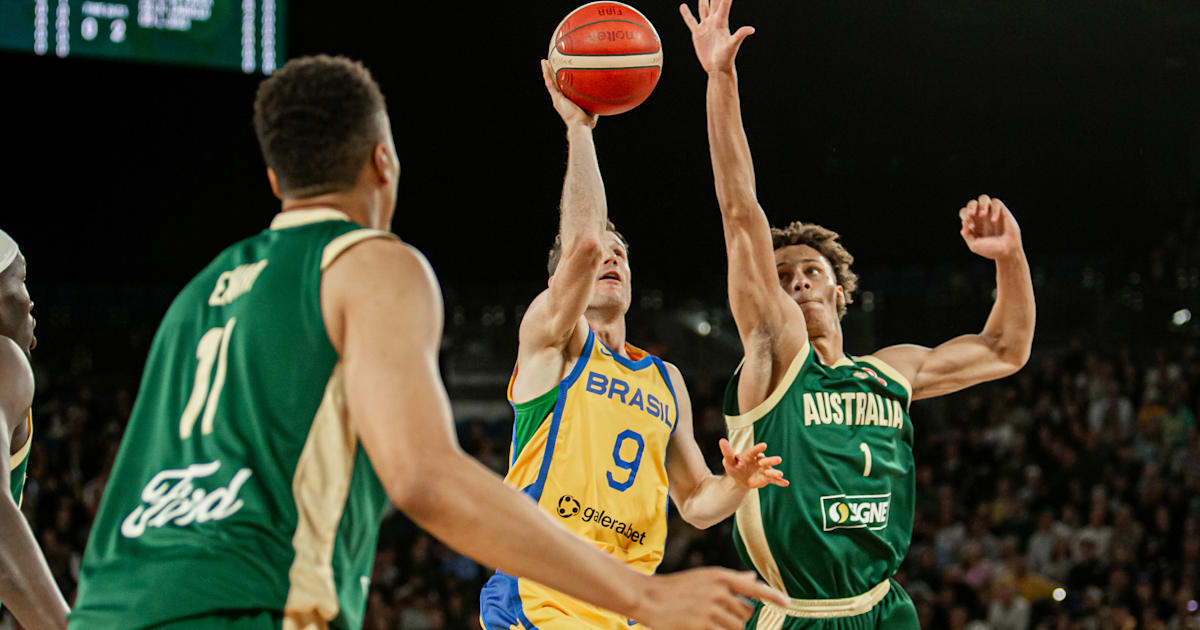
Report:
4,1,1200,628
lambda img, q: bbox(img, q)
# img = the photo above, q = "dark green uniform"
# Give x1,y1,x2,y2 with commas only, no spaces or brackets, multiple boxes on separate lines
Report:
70,209,396,630
724,341,919,629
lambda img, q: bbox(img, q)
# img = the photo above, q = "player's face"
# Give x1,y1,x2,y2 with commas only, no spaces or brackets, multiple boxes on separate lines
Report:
590,232,632,314
0,255,36,357
774,245,844,327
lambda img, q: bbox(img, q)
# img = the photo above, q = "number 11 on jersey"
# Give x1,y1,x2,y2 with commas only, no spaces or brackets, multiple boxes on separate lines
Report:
179,318,237,439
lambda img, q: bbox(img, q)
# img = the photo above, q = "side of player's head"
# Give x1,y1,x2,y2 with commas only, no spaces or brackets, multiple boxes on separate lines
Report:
253,55,389,198
771,221,858,318
0,228,35,357
546,221,630,277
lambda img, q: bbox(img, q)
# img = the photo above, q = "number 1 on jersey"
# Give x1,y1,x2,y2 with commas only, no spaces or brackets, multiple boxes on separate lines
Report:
859,442,872,477
179,318,237,439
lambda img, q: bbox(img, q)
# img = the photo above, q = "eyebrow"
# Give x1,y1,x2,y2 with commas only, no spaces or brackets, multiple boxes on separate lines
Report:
776,258,823,266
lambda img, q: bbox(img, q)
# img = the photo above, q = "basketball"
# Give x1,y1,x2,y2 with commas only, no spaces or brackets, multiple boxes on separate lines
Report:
547,2,663,116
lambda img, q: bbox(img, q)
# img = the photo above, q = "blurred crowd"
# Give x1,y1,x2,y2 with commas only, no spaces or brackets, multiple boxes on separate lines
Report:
6,330,1198,630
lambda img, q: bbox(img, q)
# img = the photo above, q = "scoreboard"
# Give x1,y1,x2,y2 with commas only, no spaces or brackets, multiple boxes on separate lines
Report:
0,0,286,75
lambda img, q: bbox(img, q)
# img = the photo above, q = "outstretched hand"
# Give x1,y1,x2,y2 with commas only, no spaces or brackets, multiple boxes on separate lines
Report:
959,195,1023,261
541,60,597,129
680,0,755,74
719,439,788,490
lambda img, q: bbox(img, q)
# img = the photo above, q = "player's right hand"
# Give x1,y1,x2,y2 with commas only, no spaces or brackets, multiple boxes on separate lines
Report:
680,0,755,74
632,568,789,630
540,59,597,129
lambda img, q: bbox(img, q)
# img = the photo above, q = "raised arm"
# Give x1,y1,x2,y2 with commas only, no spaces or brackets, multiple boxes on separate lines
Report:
872,195,1035,400
0,338,68,630
324,239,787,630
682,0,807,399
516,62,608,372
663,362,787,530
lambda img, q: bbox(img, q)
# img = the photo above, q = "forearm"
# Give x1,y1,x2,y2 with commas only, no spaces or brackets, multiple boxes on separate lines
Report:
0,501,68,630
559,123,608,249
677,474,747,530
981,250,1036,367
403,451,643,618
705,69,760,216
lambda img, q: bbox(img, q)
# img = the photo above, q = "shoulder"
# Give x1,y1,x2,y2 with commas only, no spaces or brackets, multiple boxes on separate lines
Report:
326,238,436,292
0,337,33,420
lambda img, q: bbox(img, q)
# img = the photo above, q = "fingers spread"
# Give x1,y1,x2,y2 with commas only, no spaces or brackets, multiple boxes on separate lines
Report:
699,0,710,20
680,4,698,31
719,437,735,459
733,25,756,44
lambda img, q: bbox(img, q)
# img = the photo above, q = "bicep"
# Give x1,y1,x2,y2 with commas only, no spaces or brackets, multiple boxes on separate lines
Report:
720,212,806,357
527,240,602,349
664,365,710,504
329,243,462,500
877,334,1020,401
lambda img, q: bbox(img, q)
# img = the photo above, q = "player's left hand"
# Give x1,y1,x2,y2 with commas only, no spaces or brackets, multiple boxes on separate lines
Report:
719,439,788,490
959,195,1023,261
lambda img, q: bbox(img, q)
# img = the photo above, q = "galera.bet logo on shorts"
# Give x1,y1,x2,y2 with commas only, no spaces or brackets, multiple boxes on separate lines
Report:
820,493,891,532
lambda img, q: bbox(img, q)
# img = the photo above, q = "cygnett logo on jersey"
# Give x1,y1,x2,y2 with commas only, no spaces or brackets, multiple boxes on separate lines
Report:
820,493,891,532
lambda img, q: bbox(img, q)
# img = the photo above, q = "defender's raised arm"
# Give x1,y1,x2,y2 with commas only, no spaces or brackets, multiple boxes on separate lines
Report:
872,195,1035,399
682,0,807,406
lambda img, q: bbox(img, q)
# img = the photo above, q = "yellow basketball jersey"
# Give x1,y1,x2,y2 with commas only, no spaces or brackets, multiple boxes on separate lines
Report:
480,328,679,630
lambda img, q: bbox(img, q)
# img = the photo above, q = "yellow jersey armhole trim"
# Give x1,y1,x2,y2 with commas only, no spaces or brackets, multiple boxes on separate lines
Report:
856,355,913,411
320,229,399,271
726,342,811,430
9,412,31,471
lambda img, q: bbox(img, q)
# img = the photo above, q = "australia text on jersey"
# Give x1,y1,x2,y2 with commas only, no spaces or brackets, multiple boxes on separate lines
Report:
801,391,904,428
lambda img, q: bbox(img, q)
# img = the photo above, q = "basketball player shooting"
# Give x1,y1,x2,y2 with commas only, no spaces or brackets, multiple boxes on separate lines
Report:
681,0,1037,628
478,59,789,630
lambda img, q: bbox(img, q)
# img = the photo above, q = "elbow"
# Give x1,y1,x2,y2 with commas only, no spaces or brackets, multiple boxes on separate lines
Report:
381,449,465,517
560,236,604,269
681,513,720,530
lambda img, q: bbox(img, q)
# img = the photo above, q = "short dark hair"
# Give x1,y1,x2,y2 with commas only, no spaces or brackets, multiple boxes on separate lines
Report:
547,222,629,276
253,55,388,197
771,221,858,318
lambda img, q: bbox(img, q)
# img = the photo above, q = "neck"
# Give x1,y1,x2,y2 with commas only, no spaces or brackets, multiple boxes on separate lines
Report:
281,191,382,229
585,307,628,357
807,320,845,365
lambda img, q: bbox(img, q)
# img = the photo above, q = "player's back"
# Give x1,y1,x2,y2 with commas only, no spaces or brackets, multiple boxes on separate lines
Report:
71,209,394,630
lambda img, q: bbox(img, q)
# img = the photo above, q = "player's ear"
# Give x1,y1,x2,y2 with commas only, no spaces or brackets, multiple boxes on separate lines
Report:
266,169,282,200
371,143,396,186
835,285,845,308
547,275,554,289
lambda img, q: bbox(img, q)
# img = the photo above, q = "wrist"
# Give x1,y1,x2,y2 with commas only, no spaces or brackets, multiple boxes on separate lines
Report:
707,66,737,79
624,573,655,622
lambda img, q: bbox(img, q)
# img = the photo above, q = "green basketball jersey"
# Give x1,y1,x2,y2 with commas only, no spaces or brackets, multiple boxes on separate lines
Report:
724,341,914,600
70,209,396,630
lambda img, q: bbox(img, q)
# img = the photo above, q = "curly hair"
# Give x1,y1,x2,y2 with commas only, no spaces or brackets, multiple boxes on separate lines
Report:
547,221,629,276
771,221,858,318
253,55,388,198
